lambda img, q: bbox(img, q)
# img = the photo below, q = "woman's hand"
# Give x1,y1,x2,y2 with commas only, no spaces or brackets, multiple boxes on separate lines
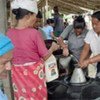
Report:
43,42,60,61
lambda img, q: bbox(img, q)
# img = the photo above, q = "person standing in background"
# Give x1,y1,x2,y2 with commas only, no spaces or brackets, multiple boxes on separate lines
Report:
34,11,43,30
53,6,64,37
7,0,59,99
34,11,47,40
42,18,55,40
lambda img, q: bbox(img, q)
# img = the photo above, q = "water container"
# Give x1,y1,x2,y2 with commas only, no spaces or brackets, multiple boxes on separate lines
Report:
70,65,86,84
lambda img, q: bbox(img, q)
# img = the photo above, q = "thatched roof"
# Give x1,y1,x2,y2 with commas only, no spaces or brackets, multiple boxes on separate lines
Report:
38,0,100,14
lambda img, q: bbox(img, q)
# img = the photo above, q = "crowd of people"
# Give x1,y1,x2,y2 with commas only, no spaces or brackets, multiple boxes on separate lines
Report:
0,0,100,99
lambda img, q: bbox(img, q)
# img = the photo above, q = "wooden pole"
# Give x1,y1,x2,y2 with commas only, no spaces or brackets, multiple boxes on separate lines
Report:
45,0,49,19
0,0,7,34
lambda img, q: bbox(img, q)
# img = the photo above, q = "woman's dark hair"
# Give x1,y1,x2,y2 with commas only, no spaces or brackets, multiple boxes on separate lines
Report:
73,16,86,29
92,11,100,21
12,8,33,20
36,11,42,19
47,19,54,24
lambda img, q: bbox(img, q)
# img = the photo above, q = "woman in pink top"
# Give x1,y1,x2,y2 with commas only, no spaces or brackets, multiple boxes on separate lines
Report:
7,0,59,100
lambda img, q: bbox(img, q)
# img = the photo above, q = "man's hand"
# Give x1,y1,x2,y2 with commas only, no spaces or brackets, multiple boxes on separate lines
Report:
78,60,89,68
63,47,69,56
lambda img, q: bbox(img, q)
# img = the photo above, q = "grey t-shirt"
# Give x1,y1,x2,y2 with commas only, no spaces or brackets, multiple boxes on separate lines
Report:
60,25,88,60
60,25,73,39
